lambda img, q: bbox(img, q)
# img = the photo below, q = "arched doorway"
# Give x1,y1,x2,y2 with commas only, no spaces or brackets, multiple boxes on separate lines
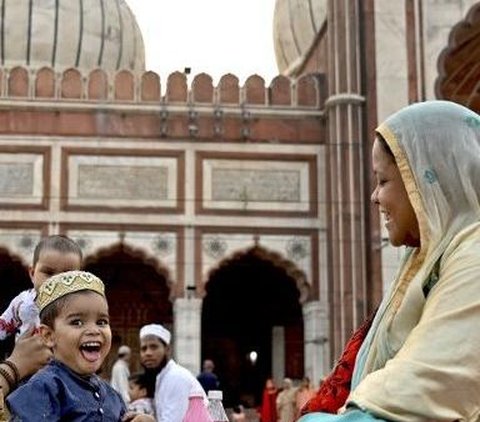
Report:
202,246,306,408
0,248,31,359
436,2,480,112
84,243,173,374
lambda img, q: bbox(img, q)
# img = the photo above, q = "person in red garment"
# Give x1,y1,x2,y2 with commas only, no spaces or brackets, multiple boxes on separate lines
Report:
259,378,278,422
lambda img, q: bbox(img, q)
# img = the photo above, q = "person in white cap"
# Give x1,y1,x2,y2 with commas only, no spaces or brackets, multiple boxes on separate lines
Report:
138,323,206,422
110,344,132,404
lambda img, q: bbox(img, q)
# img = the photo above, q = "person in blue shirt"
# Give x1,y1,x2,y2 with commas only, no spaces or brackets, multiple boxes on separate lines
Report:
7,271,127,421
196,359,220,394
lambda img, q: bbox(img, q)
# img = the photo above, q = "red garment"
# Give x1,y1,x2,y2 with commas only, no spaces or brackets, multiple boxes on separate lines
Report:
259,386,278,422
300,312,376,415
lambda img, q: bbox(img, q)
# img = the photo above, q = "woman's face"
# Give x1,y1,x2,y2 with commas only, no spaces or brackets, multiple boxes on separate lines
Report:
266,379,275,389
371,138,420,247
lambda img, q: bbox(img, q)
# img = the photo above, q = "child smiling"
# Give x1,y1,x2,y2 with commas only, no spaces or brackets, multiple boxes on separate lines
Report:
6,270,126,421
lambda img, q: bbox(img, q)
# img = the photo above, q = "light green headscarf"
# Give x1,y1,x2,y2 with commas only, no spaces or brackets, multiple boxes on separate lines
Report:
348,101,480,421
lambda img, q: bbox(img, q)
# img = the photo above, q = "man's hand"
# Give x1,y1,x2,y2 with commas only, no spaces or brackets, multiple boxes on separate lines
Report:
122,412,156,422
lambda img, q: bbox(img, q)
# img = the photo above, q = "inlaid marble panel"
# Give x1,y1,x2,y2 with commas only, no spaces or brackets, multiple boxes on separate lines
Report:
212,168,300,202
77,165,168,200
203,158,312,212
68,155,178,208
0,153,44,205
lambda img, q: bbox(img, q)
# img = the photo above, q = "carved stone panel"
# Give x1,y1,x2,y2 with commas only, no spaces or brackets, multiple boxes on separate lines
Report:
201,155,316,215
0,153,45,206
77,165,168,200
66,153,180,210
211,168,301,202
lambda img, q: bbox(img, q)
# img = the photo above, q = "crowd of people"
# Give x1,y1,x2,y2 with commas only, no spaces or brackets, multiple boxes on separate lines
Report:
259,377,316,422
0,100,479,421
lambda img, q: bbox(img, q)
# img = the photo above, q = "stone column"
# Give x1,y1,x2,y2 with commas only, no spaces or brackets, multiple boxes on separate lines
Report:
272,326,285,383
173,297,202,375
325,0,380,360
303,301,330,384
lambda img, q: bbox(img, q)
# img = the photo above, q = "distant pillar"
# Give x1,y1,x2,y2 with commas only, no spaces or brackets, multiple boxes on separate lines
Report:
325,0,380,360
173,297,202,375
272,326,285,383
303,301,330,384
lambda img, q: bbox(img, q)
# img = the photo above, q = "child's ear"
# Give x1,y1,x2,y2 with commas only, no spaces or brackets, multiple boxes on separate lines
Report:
28,265,35,280
39,324,55,348
139,386,147,398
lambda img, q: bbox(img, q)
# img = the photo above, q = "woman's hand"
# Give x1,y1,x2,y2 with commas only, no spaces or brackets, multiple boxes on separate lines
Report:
130,416,156,422
8,328,52,380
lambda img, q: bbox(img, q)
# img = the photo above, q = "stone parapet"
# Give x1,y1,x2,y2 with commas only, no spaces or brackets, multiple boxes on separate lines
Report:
0,68,326,144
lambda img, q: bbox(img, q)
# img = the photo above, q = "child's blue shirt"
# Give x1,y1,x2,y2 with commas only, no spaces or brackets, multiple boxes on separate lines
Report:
7,359,126,421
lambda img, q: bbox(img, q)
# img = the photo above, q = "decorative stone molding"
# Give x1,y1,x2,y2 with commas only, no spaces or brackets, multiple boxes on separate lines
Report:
0,67,324,109
435,2,480,111
203,243,311,303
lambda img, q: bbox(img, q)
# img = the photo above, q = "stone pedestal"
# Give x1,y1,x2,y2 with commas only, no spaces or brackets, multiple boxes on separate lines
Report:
303,300,330,384
173,297,202,375
272,326,285,383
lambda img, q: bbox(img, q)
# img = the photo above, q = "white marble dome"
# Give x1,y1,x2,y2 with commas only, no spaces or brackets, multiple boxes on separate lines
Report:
273,0,327,75
1,0,145,72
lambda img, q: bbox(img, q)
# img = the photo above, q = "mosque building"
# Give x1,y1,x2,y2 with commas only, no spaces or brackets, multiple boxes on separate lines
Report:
0,0,478,407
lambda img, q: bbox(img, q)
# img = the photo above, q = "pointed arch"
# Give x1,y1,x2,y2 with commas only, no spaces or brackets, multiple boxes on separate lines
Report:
0,247,31,358
0,246,31,300
0,246,29,268
201,243,307,406
83,241,174,373
83,241,174,299
435,2,480,111
203,244,310,303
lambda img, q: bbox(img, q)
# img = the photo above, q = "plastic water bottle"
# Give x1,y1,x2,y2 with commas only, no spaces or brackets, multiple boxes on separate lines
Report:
207,390,229,422
183,392,213,422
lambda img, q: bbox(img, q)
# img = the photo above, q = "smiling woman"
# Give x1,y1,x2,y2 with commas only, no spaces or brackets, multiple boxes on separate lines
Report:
299,101,480,421
371,135,420,248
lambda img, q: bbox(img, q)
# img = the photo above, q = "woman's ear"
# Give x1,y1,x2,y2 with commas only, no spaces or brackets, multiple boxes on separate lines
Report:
39,324,55,348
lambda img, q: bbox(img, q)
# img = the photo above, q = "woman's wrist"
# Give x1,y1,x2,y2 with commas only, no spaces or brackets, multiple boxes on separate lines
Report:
2,360,20,385
0,362,18,393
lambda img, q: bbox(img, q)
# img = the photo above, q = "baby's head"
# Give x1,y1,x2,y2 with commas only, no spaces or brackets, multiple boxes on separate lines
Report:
30,235,83,292
37,271,111,376
128,372,154,401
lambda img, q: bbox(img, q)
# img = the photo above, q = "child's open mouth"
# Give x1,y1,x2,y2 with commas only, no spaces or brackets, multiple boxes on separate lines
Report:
80,341,102,362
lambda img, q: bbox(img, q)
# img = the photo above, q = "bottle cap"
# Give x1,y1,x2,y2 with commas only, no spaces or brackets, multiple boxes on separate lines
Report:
189,391,205,398
208,390,223,400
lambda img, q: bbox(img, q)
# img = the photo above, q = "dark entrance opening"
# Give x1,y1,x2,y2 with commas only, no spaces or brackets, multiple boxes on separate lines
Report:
202,247,304,408
84,243,173,374
0,249,31,359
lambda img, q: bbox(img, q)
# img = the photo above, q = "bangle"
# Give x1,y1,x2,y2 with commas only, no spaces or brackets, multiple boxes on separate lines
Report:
0,365,15,391
2,360,20,385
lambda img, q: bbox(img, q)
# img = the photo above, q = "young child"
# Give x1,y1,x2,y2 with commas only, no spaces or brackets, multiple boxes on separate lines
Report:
231,404,247,422
0,235,82,340
6,270,126,421
127,372,155,416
